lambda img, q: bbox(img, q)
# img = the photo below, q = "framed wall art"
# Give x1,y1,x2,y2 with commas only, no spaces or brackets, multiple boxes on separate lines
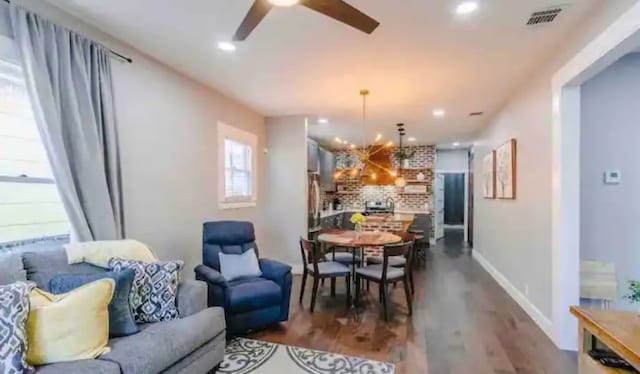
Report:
495,139,517,199
482,151,495,199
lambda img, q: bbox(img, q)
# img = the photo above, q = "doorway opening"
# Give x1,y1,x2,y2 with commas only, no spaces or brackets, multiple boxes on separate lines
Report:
552,3,640,350
434,148,470,245
443,173,465,227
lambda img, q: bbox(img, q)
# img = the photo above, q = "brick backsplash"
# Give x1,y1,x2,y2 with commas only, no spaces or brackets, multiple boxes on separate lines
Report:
326,145,435,211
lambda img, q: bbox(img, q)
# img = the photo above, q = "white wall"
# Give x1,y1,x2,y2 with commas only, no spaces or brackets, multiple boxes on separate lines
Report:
580,53,640,310
3,0,268,276
435,149,468,171
263,116,308,270
472,0,638,330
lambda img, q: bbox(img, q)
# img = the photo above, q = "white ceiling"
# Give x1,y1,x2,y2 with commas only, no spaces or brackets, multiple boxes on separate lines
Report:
46,0,598,146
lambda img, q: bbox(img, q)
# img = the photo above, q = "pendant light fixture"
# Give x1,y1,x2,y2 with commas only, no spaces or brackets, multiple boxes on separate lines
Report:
334,90,394,180
334,90,411,187
394,123,407,187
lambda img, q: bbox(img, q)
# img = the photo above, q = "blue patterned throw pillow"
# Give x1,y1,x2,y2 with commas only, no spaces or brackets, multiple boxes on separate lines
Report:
49,269,138,337
0,282,35,374
108,259,183,323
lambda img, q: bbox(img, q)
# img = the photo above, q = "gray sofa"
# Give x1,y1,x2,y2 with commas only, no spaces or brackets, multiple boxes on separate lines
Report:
0,249,226,374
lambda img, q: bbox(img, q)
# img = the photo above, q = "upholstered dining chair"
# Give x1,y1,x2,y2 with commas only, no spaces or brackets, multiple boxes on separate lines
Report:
367,232,416,294
408,214,430,265
195,221,292,334
299,238,351,312
355,241,413,321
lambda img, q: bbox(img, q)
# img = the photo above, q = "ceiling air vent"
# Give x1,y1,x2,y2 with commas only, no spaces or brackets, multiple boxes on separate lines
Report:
526,6,566,26
469,111,484,117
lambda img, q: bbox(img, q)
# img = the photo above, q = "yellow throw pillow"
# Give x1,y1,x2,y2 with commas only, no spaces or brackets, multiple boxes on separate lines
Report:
64,239,158,267
26,278,115,366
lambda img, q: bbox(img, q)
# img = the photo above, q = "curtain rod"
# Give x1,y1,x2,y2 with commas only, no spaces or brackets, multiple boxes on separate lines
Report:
2,0,133,63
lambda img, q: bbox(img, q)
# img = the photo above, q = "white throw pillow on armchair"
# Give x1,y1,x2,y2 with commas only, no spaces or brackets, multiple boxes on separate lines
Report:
218,250,262,281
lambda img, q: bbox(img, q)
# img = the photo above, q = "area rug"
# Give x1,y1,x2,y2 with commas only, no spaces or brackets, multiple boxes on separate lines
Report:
218,338,395,374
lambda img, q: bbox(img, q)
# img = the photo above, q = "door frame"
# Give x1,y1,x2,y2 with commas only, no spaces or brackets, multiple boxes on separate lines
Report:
435,170,469,243
551,3,640,350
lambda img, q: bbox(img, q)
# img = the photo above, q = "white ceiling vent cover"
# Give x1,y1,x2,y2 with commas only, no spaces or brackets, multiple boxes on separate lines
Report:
526,6,567,26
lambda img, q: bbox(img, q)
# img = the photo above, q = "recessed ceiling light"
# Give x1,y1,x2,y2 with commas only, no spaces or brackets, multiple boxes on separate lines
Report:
318,118,329,124
456,1,479,15
408,137,416,142
268,0,299,6
432,109,446,118
217,41,236,52
453,142,461,147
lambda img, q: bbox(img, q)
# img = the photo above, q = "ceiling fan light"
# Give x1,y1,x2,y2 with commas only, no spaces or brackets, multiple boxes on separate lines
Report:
456,1,478,15
268,0,299,6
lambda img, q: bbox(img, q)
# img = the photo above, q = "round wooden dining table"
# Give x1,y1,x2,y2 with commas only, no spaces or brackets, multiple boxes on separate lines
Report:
317,229,403,249
318,229,406,290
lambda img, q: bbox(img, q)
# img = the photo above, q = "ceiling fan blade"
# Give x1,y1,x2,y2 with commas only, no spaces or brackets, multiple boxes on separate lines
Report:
300,0,379,34
233,0,273,41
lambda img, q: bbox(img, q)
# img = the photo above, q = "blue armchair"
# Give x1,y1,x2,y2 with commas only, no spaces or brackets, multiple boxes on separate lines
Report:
195,221,292,334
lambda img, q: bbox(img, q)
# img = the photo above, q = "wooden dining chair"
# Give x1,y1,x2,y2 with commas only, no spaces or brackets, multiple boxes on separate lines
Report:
367,233,416,294
299,238,351,312
355,241,413,321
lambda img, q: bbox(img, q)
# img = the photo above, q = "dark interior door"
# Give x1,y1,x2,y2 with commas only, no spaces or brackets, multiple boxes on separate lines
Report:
444,173,465,225
468,151,474,247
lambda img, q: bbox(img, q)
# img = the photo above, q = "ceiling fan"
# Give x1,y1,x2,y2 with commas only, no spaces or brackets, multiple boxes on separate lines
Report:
233,0,380,41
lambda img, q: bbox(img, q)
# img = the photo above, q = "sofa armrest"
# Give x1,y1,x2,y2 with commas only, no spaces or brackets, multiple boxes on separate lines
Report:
194,265,227,287
259,259,291,282
176,280,207,317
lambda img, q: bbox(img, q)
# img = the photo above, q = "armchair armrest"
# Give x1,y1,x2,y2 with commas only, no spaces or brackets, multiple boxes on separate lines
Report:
177,280,207,317
194,265,228,288
259,259,291,282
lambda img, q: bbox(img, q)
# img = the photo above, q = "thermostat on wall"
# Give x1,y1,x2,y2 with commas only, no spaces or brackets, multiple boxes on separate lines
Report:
604,170,621,185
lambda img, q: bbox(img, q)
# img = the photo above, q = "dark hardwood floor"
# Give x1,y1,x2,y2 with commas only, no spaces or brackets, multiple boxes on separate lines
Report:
250,229,577,374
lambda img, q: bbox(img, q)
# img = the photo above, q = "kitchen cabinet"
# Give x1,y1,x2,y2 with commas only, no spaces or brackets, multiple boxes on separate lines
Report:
341,213,355,230
320,216,332,230
318,147,336,191
320,213,344,230
307,138,319,172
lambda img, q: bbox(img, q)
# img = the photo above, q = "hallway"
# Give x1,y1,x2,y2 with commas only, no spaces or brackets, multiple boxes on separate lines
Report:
251,229,577,374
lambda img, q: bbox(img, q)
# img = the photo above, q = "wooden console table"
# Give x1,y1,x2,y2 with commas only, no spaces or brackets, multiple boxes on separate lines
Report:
571,306,640,373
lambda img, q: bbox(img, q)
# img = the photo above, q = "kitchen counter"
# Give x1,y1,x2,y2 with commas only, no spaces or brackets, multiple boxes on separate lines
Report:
320,209,431,218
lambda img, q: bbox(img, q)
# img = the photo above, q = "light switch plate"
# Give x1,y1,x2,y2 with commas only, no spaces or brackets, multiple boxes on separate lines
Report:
604,170,621,185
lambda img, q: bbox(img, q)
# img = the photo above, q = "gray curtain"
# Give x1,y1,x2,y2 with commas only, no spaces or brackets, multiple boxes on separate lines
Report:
10,5,124,241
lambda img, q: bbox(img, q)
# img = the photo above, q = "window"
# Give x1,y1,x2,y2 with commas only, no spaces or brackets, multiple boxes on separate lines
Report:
218,122,258,209
0,39,70,248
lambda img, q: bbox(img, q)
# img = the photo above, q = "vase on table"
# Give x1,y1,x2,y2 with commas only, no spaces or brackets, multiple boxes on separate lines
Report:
355,224,363,239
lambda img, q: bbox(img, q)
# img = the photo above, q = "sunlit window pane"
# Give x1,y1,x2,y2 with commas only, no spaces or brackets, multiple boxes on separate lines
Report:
0,52,69,247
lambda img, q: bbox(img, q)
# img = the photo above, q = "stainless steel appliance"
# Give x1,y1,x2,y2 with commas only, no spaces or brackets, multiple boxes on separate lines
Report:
308,173,321,232
364,199,394,215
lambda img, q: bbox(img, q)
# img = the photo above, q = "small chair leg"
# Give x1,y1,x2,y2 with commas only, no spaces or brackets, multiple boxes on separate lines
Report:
346,275,351,307
355,275,361,307
366,280,370,291
381,283,389,321
331,278,336,297
310,277,320,313
404,277,413,316
409,268,415,295
299,270,308,303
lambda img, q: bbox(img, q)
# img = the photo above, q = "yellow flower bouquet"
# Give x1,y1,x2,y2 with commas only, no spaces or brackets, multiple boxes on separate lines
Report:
350,213,366,236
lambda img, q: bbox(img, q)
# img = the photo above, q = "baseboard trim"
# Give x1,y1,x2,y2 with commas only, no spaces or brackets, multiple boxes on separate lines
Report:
472,251,554,342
